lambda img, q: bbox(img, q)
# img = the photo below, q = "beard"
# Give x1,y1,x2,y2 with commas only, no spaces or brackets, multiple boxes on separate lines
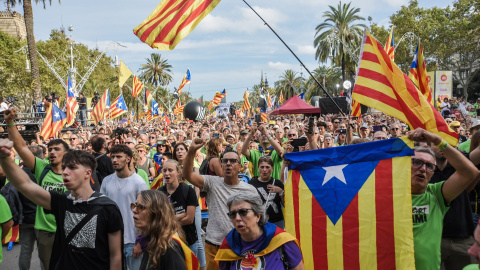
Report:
114,164,126,172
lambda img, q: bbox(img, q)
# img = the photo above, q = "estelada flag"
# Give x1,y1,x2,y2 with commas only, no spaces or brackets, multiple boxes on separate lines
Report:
109,94,128,119
177,69,191,96
260,109,267,122
133,0,221,51
40,103,67,139
132,76,144,98
65,76,78,127
210,89,226,107
241,89,251,112
352,31,458,146
408,40,433,105
2,225,19,244
284,138,415,270
91,89,110,124
384,25,395,60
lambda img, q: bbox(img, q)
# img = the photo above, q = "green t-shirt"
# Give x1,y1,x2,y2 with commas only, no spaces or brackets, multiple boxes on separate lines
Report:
458,140,472,153
34,157,67,232
136,168,150,187
247,149,283,180
0,194,12,264
412,181,449,270
463,264,479,270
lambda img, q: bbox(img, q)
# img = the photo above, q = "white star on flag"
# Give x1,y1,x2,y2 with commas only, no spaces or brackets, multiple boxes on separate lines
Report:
118,102,122,107
54,112,60,119
322,164,348,186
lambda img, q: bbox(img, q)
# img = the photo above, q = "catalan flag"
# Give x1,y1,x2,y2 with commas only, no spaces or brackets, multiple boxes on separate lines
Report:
151,171,163,189
241,89,251,112
145,88,152,107
133,0,221,51
91,89,110,125
352,31,458,146
284,138,415,270
119,60,133,87
384,25,395,60
132,76,144,98
351,100,362,117
279,90,285,104
172,234,200,270
260,109,267,122
174,99,185,115
408,40,433,105
109,94,128,119
267,91,272,108
211,89,226,107
177,69,191,96
40,103,67,139
65,76,78,127
2,225,19,244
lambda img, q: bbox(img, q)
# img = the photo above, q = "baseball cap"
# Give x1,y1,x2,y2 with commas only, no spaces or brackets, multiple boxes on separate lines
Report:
226,134,235,139
360,123,369,129
240,130,249,135
471,120,480,131
273,125,279,129
449,121,461,127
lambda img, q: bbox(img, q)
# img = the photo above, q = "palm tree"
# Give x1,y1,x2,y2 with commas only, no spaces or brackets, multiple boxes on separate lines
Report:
138,53,173,87
274,70,305,100
305,66,342,100
9,0,60,102
313,2,366,82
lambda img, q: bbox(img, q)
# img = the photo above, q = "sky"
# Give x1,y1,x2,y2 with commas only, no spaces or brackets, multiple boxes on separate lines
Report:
8,0,454,102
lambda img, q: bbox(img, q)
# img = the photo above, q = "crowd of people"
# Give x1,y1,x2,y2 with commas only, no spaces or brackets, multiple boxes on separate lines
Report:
0,95,480,270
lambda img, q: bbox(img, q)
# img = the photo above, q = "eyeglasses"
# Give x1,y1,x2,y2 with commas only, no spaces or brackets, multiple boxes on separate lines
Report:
126,142,134,145
227,208,254,219
130,202,146,213
412,158,436,172
391,128,400,131
70,138,78,140
149,136,156,139
334,121,340,124
158,144,167,147
221,158,240,164
287,134,296,137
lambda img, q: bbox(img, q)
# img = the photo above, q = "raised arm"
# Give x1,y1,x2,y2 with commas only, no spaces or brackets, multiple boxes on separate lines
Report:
241,122,258,159
0,139,51,210
182,138,206,189
259,125,286,154
408,128,479,203
4,110,36,170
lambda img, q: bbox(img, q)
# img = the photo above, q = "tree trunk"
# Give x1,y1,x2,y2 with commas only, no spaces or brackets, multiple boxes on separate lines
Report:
341,53,346,83
23,0,42,103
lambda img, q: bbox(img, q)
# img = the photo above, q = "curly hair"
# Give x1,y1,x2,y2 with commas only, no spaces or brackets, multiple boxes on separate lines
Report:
139,190,185,267
206,137,222,159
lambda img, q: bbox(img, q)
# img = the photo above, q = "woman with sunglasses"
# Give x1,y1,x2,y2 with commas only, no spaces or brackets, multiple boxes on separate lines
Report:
158,160,199,254
136,144,156,179
131,190,197,270
215,193,304,270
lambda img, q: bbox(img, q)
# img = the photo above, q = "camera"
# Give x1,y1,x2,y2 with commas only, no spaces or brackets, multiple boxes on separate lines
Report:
112,127,129,138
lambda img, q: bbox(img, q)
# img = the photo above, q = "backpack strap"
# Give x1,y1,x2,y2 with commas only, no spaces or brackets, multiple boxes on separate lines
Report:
277,245,289,269
65,205,103,244
38,164,51,187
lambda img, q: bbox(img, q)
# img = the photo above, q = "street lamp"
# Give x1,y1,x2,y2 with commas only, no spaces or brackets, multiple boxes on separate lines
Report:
336,84,340,94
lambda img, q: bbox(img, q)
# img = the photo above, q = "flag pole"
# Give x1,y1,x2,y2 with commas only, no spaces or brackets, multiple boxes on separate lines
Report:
242,0,346,116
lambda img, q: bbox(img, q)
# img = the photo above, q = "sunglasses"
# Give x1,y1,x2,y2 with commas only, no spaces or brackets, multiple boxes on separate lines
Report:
130,202,146,213
391,128,400,131
221,158,240,164
287,134,296,137
227,208,254,219
412,158,436,172
69,138,78,140
334,121,340,124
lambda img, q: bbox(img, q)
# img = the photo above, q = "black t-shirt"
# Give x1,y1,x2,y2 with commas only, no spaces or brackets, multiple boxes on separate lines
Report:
93,152,115,184
430,159,475,238
19,166,38,224
48,191,124,270
249,177,284,223
79,97,87,110
159,183,198,245
139,240,187,270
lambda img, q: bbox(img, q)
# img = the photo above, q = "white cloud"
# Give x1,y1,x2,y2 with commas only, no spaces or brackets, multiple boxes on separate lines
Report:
296,45,316,55
268,61,295,71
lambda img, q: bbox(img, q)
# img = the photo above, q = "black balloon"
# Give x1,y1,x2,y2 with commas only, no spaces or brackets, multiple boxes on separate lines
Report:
183,101,206,122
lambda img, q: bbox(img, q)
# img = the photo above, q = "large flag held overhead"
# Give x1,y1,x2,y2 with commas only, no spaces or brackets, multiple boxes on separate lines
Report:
173,99,185,115
65,76,78,127
352,31,458,146
241,89,251,112
284,138,415,270
408,40,433,105
152,98,160,117
91,90,110,124
40,103,67,139
384,26,395,60
109,94,128,119
119,60,133,87
133,0,221,51
132,76,144,98
177,69,191,96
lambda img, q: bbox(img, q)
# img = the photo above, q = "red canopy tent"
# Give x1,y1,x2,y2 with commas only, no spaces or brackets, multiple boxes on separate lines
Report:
270,95,321,115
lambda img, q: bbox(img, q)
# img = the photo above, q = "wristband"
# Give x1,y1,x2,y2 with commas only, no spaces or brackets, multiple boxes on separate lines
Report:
436,139,448,151
6,123,15,128
267,135,272,141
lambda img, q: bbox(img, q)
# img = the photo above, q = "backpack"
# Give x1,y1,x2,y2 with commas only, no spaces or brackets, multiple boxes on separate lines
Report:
199,157,214,175
0,182,23,226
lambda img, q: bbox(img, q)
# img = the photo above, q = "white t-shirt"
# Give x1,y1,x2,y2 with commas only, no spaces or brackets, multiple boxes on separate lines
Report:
100,172,148,244
202,175,259,245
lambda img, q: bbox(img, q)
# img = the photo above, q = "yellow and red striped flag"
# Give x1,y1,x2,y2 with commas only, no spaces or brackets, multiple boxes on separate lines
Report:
267,91,272,108
210,89,226,107
133,0,221,51
177,69,191,96
40,103,67,139
384,25,395,61
132,76,143,98
351,100,361,117
150,173,163,189
2,225,19,244
172,234,200,269
241,89,251,112
284,138,415,270
408,40,433,105
352,31,458,146
144,88,152,107
260,109,267,122
65,76,78,127
91,89,110,125
279,90,285,104
108,94,128,119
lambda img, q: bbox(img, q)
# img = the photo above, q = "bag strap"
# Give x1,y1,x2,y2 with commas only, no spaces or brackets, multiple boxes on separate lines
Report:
65,205,103,244
39,164,51,187
277,245,289,269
